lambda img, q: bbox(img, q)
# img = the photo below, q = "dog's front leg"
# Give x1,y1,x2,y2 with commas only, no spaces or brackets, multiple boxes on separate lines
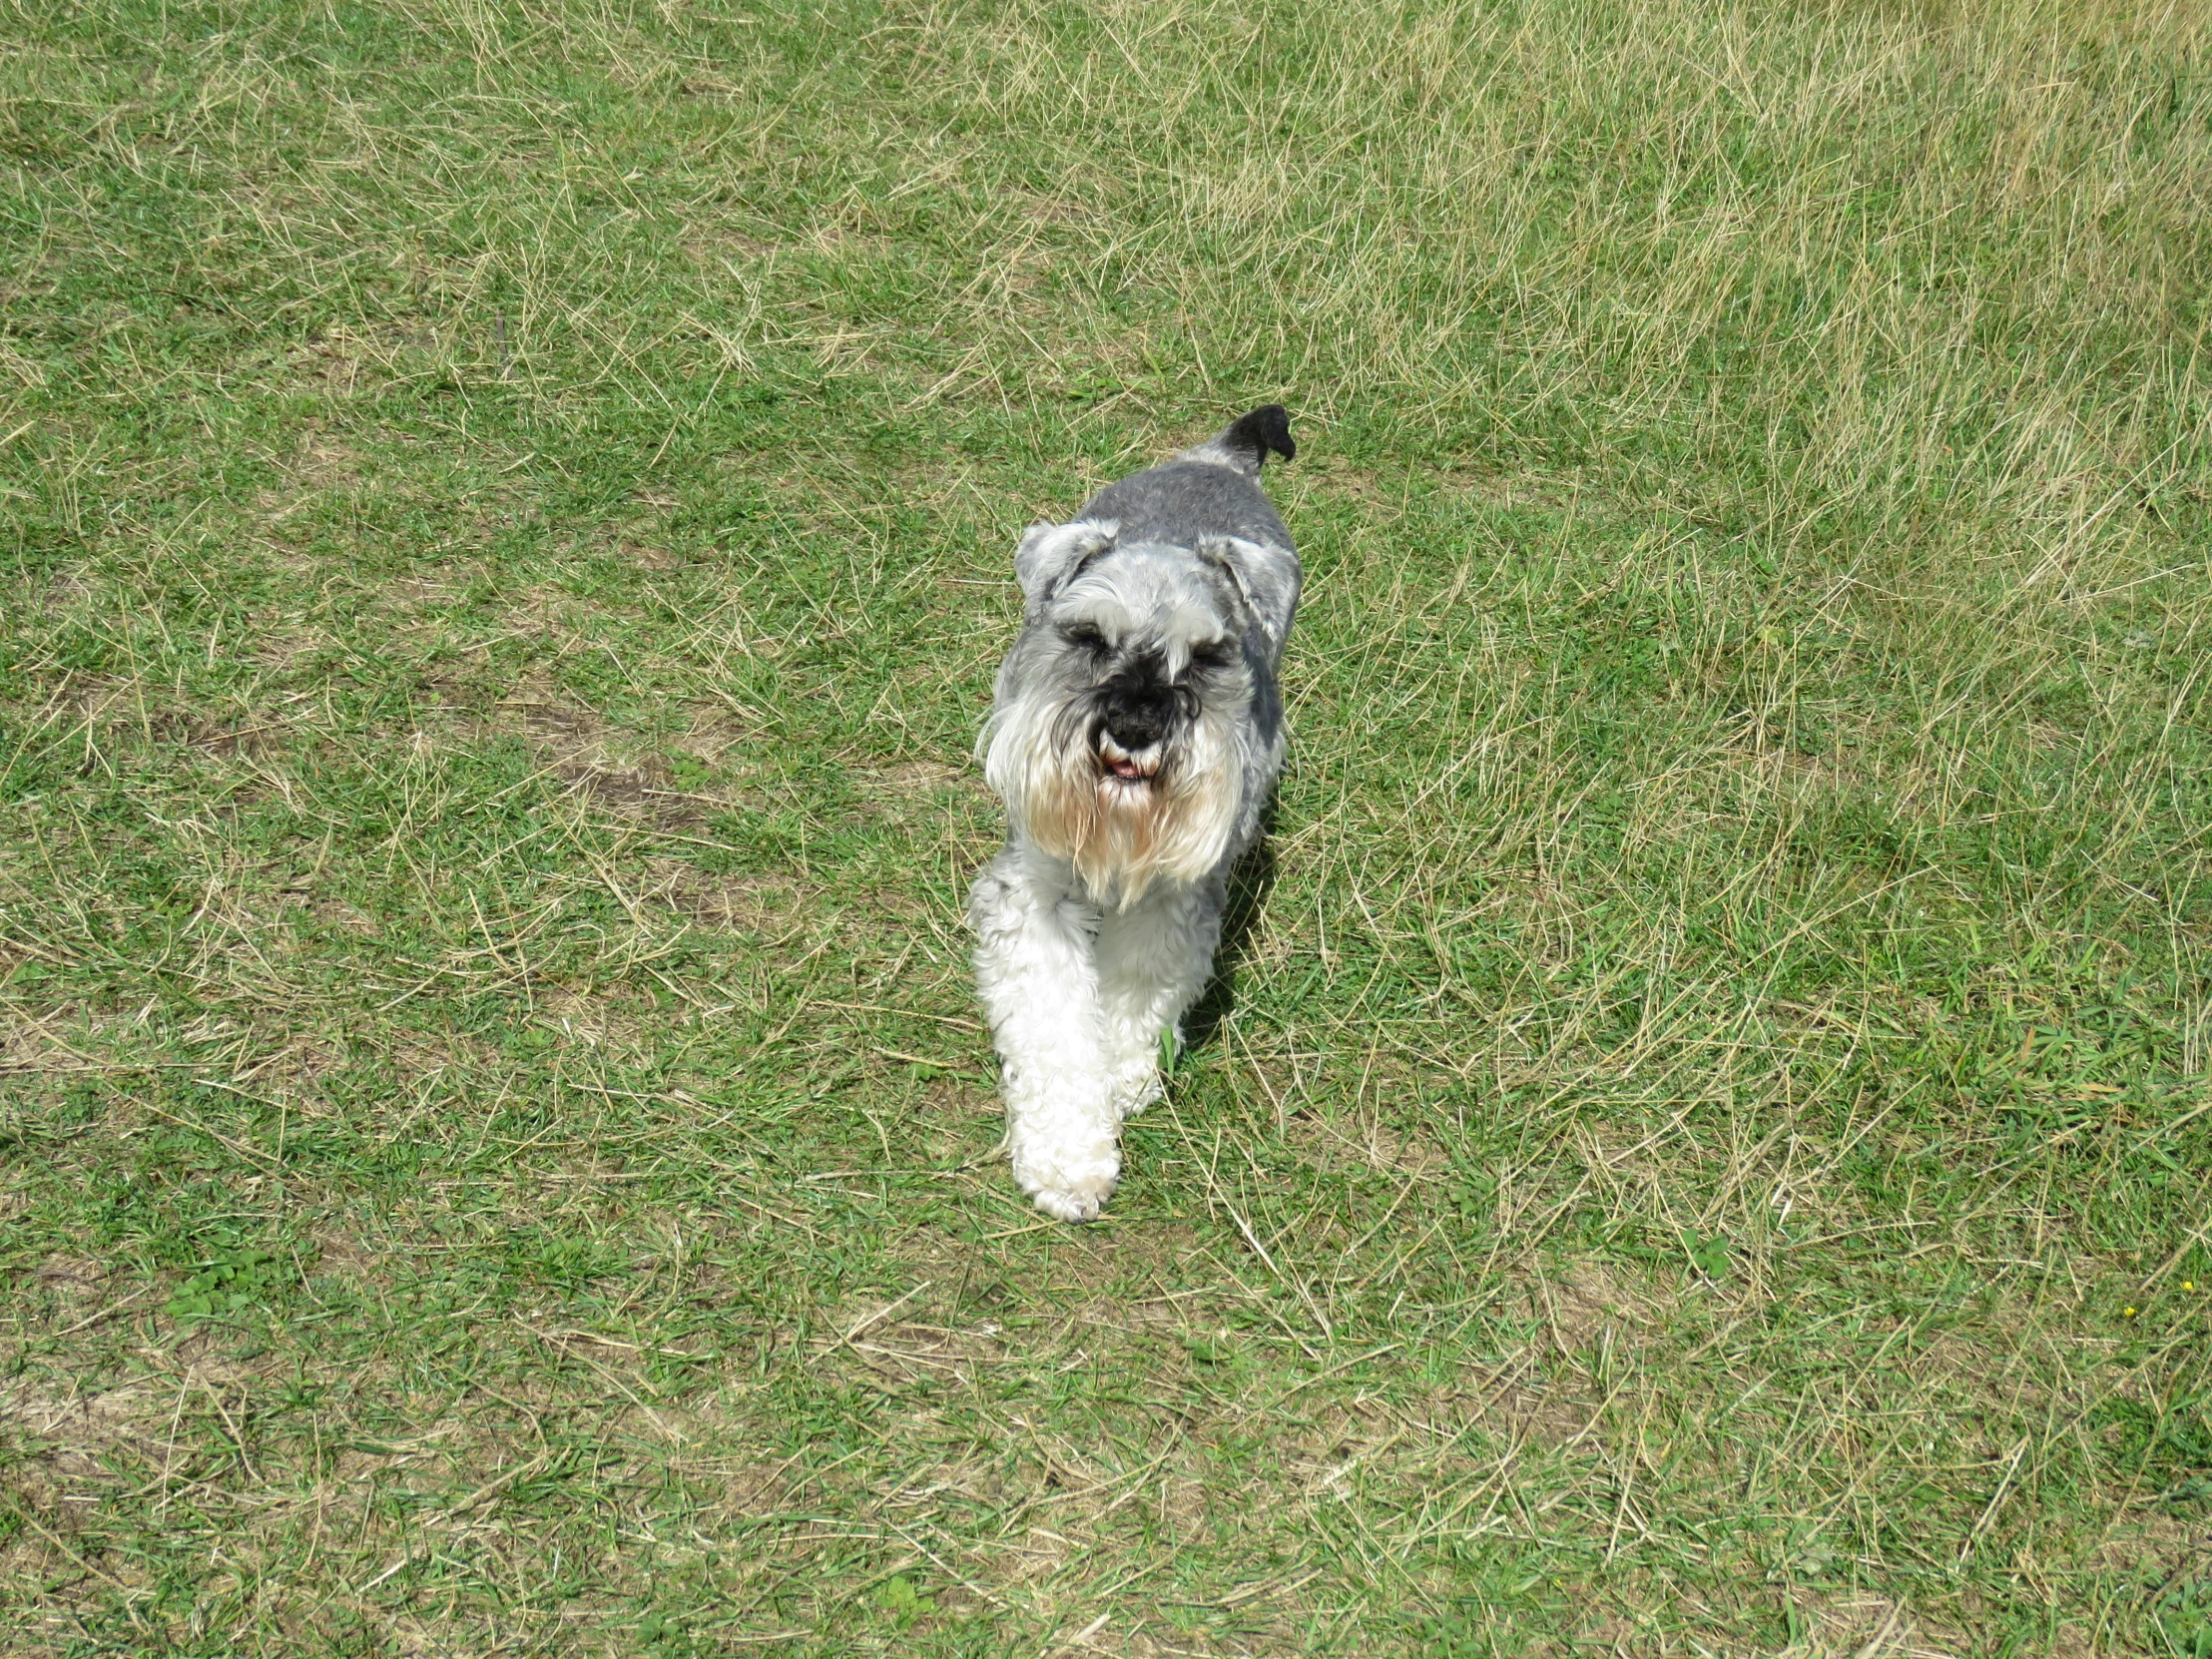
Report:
969,848,1120,1221
1095,875,1226,1122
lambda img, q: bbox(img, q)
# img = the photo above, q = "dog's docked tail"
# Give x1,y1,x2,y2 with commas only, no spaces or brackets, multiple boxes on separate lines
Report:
1190,404,1295,477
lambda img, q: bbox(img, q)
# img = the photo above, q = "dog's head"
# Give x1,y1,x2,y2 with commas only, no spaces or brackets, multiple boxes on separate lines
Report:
983,518,1297,904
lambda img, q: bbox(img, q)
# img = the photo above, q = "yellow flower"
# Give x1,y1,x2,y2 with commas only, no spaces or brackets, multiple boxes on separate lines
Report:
2183,1280,2197,1293
2122,1306,2138,1318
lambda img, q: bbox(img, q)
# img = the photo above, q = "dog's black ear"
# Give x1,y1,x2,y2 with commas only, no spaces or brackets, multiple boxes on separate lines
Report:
1013,519,1117,603
1223,404,1295,470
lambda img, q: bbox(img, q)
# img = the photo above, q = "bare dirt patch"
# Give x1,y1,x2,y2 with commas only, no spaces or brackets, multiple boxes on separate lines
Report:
535,983,651,1051
856,757,968,796
648,859,814,936
288,318,449,397
1287,1111,1448,1181
816,1309,1014,1390
1777,1591,1970,1659
471,677,759,830
483,688,678,812
255,433,369,511
22,1256,109,1310
0,1358,271,1510
2094,1510,2212,1577
1449,1351,1598,1449
1529,1257,1674,1353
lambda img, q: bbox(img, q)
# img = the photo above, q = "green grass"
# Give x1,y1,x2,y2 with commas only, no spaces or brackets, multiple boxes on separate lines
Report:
3,0,2209,1652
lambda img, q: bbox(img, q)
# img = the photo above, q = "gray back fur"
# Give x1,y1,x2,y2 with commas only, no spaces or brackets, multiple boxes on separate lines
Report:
1079,461,1291,553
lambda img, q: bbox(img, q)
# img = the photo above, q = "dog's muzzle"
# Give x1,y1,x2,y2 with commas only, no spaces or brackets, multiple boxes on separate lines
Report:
1097,730,1162,784
1097,683,1179,784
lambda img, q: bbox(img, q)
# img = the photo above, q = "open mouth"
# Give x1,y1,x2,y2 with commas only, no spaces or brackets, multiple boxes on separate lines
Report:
1098,734,1162,784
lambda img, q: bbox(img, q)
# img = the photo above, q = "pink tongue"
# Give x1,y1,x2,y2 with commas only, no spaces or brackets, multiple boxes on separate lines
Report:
1109,758,1144,780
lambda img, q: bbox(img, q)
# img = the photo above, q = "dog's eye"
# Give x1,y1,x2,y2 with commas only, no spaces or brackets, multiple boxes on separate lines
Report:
1062,626,1110,654
1190,640,1236,671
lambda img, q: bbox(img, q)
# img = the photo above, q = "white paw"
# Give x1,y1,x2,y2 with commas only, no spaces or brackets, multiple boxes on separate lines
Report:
1029,1178,1113,1223
1012,1145,1119,1223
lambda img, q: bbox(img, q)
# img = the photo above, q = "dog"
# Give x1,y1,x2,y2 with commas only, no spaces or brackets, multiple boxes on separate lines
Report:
969,406,1301,1221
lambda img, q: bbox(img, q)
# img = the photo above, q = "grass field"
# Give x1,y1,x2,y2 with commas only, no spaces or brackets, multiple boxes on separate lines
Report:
3,0,2210,1652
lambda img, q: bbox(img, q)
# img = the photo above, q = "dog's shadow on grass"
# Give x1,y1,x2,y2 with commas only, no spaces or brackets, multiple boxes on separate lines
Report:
1183,833,1279,1056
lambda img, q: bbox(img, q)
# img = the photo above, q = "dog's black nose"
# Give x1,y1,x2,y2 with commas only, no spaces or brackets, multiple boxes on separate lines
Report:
1102,689,1170,751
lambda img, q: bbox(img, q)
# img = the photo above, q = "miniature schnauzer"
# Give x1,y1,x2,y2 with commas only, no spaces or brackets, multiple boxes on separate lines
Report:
969,407,1300,1221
